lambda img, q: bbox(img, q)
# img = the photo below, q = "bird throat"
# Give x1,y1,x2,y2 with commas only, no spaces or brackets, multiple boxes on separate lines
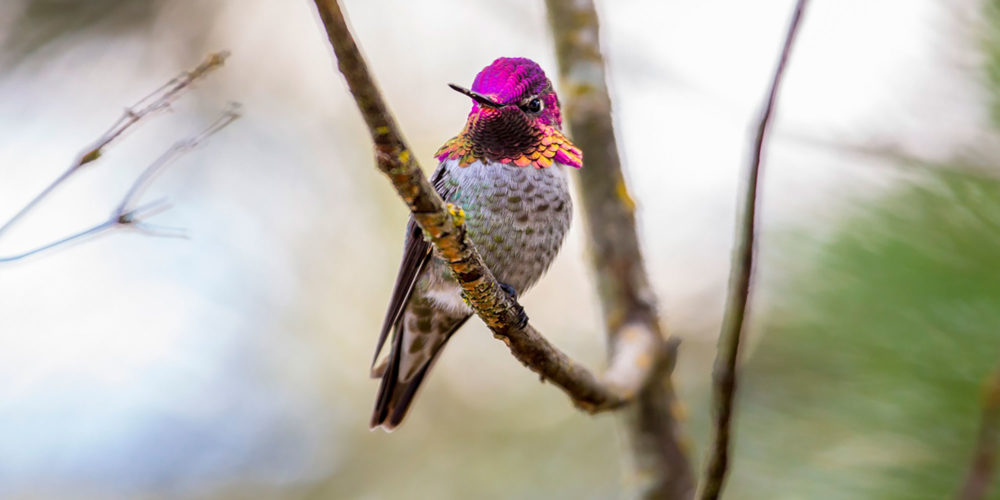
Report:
435,109,583,169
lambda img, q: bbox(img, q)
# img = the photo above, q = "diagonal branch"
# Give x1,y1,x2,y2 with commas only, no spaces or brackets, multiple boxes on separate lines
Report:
956,363,1000,500
312,0,672,413
700,2,809,499
0,104,240,263
545,0,694,498
0,51,229,241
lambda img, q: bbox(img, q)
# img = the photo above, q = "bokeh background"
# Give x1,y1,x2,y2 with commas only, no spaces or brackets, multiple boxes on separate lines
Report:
1,0,998,498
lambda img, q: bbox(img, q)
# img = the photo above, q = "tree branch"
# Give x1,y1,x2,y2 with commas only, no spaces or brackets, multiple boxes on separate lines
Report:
701,2,809,499
545,1,694,498
0,53,236,263
311,0,663,413
956,364,1000,500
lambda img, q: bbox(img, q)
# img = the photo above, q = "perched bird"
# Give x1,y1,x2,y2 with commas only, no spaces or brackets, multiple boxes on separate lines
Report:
370,57,582,430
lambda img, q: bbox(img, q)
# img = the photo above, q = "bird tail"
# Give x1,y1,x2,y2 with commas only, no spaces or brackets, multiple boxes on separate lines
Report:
370,315,470,430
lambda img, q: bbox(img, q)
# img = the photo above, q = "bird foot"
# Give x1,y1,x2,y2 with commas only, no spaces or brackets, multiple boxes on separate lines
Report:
499,282,529,329
499,282,518,300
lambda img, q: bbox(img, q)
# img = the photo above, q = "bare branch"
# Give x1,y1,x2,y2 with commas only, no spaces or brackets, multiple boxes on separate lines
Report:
544,0,694,498
115,103,241,215
956,364,1000,500
0,105,240,264
312,0,645,413
701,2,809,499
0,51,230,240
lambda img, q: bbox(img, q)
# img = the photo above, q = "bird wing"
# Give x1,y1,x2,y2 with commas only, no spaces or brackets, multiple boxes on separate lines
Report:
371,163,455,372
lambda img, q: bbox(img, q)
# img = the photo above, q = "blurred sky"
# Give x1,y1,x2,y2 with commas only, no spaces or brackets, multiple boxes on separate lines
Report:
0,0,990,499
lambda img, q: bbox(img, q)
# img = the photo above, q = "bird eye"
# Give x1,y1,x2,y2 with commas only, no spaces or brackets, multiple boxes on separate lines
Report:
522,97,543,114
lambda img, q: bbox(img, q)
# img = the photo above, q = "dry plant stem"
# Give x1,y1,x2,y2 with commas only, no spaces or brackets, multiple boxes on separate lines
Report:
701,2,809,499
956,365,1000,500
313,0,645,412
545,0,694,498
0,51,229,241
0,106,240,263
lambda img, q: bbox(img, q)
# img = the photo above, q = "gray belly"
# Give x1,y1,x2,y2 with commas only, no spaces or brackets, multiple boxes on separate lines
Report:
422,159,572,309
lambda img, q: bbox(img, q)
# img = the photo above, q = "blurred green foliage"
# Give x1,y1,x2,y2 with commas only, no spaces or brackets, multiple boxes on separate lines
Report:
986,0,1000,126
732,171,1000,499
721,3,1000,496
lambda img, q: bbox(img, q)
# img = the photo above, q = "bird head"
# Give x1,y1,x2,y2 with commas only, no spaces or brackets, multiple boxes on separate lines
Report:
438,57,581,169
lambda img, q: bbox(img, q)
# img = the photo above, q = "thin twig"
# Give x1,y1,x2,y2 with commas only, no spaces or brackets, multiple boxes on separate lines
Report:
701,2,809,499
313,0,649,413
115,103,241,215
0,201,167,263
0,51,230,240
544,0,695,498
956,364,1000,500
0,105,240,263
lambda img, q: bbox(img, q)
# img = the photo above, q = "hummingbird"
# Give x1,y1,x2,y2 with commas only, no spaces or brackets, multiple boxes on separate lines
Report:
370,57,582,430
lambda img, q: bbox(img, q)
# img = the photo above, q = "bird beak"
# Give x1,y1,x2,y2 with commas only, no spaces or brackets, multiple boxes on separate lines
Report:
448,83,500,109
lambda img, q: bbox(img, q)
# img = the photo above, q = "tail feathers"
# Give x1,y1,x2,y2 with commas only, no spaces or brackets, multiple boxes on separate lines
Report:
370,315,470,431
370,359,387,379
369,353,438,431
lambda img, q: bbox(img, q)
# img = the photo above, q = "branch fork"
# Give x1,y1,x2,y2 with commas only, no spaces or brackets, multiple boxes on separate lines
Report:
0,52,237,263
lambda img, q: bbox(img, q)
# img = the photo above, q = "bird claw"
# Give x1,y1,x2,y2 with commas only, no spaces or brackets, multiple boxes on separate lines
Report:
513,303,529,330
499,282,528,329
499,282,518,300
